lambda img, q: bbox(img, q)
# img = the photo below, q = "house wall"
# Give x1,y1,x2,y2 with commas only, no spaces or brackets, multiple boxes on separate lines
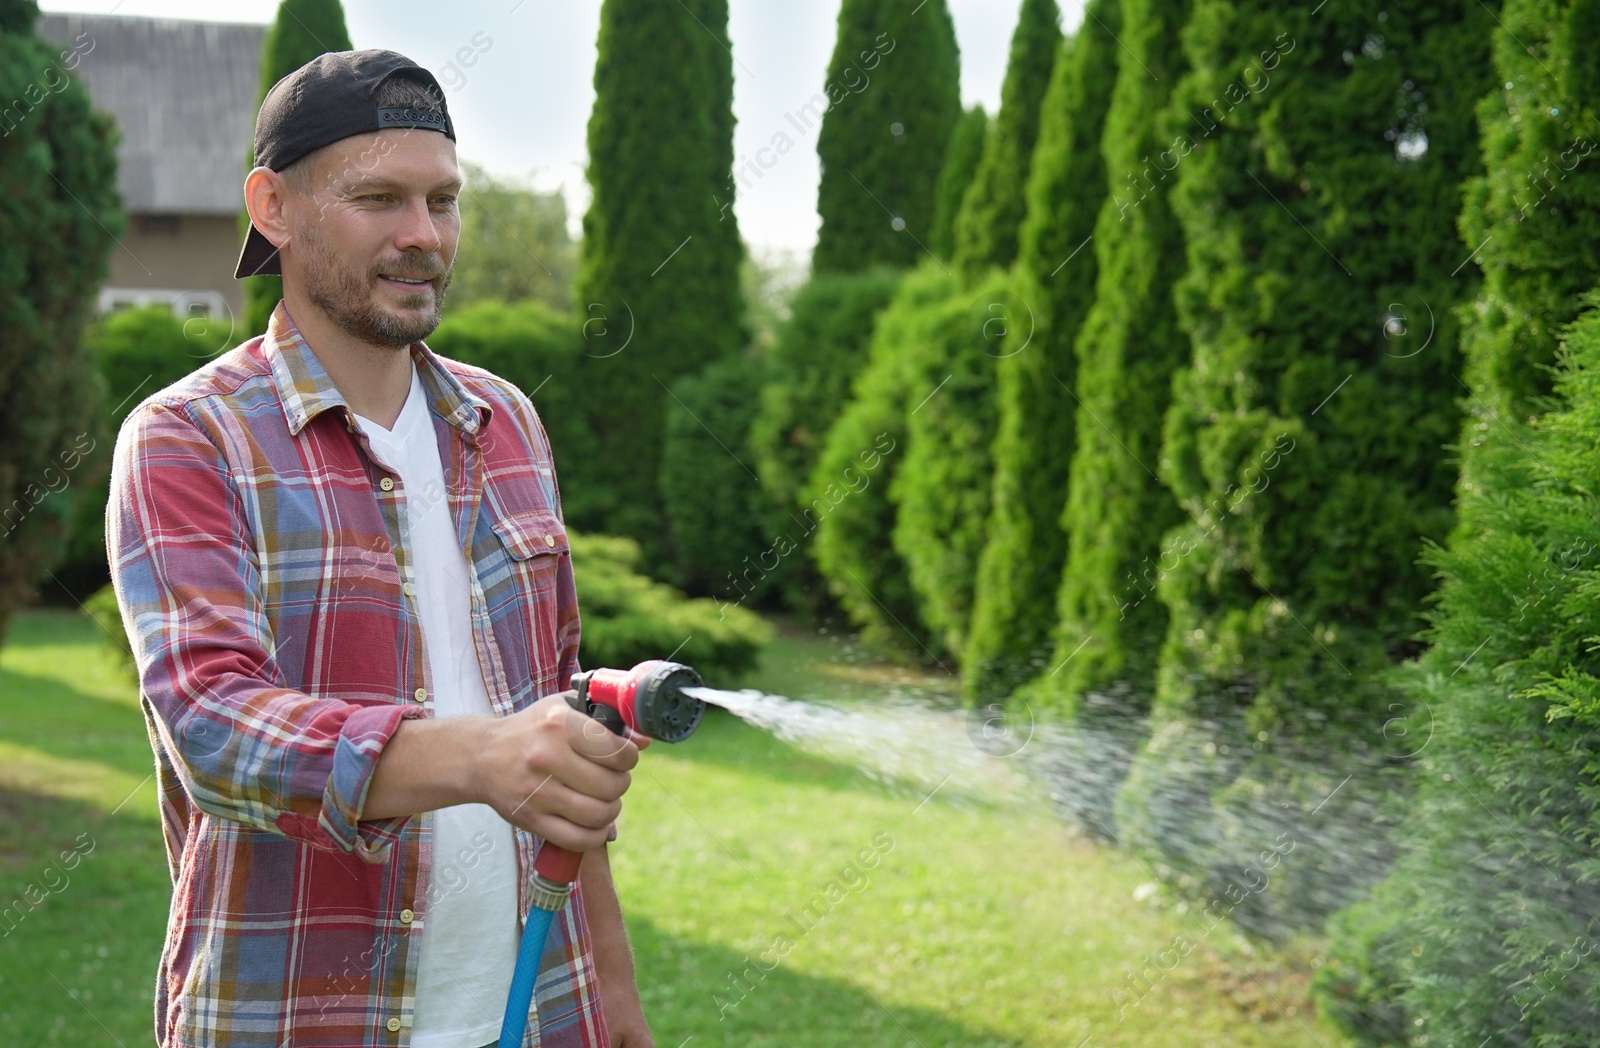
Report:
105,213,251,327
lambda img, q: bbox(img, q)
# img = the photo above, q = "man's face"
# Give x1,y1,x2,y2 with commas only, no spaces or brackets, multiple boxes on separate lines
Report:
284,129,462,348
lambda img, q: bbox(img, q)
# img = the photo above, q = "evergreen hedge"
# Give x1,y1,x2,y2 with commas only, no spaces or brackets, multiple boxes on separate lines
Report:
950,0,1061,274
574,0,744,556
808,264,951,660
0,0,122,642
889,268,1017,658
1024,0,1192,833
660,353,782,605
963,0,1120,706
241,0,353,338
928,106,988,260
1317,297,1600,1046
812,0,961,274
1115,0,1497,935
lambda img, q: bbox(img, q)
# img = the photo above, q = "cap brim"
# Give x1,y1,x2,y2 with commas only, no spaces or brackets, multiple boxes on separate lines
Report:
234,223,282,279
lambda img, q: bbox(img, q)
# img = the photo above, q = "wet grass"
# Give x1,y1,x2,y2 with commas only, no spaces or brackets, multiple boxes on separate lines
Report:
0,609,1352,1046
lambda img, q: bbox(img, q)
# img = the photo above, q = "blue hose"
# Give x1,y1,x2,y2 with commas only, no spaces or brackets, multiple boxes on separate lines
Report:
498,904,558,1048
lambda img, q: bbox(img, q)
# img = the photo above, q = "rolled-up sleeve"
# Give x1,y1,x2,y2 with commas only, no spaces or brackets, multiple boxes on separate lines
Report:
107,401,424,860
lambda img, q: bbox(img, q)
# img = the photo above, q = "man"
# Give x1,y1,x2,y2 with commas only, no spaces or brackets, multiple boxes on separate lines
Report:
107,50,653,1048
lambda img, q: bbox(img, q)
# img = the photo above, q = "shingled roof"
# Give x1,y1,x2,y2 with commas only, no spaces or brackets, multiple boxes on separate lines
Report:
36,13,266,216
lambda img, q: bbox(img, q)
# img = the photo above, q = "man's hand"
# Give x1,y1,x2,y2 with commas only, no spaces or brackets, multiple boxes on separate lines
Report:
473,692,641,850
364,692,641,851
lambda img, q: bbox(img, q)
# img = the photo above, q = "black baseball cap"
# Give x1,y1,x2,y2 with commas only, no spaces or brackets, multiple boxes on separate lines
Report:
235,49,456,279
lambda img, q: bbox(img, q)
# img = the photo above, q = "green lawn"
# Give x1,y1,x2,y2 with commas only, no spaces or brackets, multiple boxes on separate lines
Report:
0,610,1352,1046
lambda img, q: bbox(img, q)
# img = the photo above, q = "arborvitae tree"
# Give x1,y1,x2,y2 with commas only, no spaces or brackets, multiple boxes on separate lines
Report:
241,0,353,337
1317,297,1600,1046
812,0,961,274
1115,0,1497,935
1319,5,1600,1040
962,0,1120,706
1042,0,1191,776
575,0,744,554
1004,0,1193,839
950,0,1061,274
1454,0,1600,436
889,268,1017,656
809,264,953,659
0,0,122,645
929,106,988,259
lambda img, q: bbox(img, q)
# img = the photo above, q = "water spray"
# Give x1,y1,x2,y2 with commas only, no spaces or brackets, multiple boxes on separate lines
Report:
498,660,707,1048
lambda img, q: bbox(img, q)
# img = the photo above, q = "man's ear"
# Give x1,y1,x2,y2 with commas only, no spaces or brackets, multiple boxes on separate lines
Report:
242,166,294,252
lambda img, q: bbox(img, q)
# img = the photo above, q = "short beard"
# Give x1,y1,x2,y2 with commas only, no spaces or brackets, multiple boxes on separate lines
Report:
295,220,453,349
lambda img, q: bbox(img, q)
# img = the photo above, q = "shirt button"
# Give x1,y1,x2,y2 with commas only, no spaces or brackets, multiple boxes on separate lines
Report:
379,477,395,492
402,582,416,597
544,535,556,547
399,908,414,924
413,688,427,703
386,1017,401,1032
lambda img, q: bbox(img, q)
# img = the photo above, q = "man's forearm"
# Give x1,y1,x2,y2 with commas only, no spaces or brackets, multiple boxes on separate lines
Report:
363,716,486,819
580,845,650,1034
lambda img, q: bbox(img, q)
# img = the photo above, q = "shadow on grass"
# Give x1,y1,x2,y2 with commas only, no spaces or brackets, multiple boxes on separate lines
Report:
0,788,168,1045
625,913,1020,1048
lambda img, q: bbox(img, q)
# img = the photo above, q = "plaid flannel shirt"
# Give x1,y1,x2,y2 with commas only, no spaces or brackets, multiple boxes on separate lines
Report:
106,301,609,1048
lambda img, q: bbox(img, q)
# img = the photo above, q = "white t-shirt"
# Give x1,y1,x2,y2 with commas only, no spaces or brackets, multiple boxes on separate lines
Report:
354,365,520,1048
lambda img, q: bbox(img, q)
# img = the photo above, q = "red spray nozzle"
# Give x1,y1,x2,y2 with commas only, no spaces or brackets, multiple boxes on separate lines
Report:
569,659,706,743
532,660,707,889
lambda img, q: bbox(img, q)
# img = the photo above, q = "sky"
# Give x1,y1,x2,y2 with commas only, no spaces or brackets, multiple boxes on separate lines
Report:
38,0,1087,259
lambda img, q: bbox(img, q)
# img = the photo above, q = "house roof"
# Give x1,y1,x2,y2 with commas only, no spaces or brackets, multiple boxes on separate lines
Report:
36,13,267,216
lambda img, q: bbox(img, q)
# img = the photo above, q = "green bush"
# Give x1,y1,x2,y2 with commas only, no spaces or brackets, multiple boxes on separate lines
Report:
750,269,903,515
660,353,783,604
808,264,951,660
0,1,122,642
963,0,1119,706
812,0,961,274
570,531,771,683
425,300,608,532
1115,0,1497,936
1317,297,1600,1045
889,268,1015,658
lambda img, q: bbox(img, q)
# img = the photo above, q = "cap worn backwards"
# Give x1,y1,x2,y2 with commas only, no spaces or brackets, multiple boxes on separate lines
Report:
235,49,456,280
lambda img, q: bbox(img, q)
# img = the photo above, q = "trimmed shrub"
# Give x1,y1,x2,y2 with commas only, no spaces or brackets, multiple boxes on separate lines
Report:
1115,0,1497,936
808,264,952,660
950,0,1061,274
812,0,961,274
660,353,782,605
240,0,353,338
928,106,988,260
570,531,771,683
1317,297,1600,1046
0,0,123,641
574,0,745,556
889,268,1016,657
963,0,1120,706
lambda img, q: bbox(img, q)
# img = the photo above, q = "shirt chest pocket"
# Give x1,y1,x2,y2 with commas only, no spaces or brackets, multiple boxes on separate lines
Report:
482,510,571,693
